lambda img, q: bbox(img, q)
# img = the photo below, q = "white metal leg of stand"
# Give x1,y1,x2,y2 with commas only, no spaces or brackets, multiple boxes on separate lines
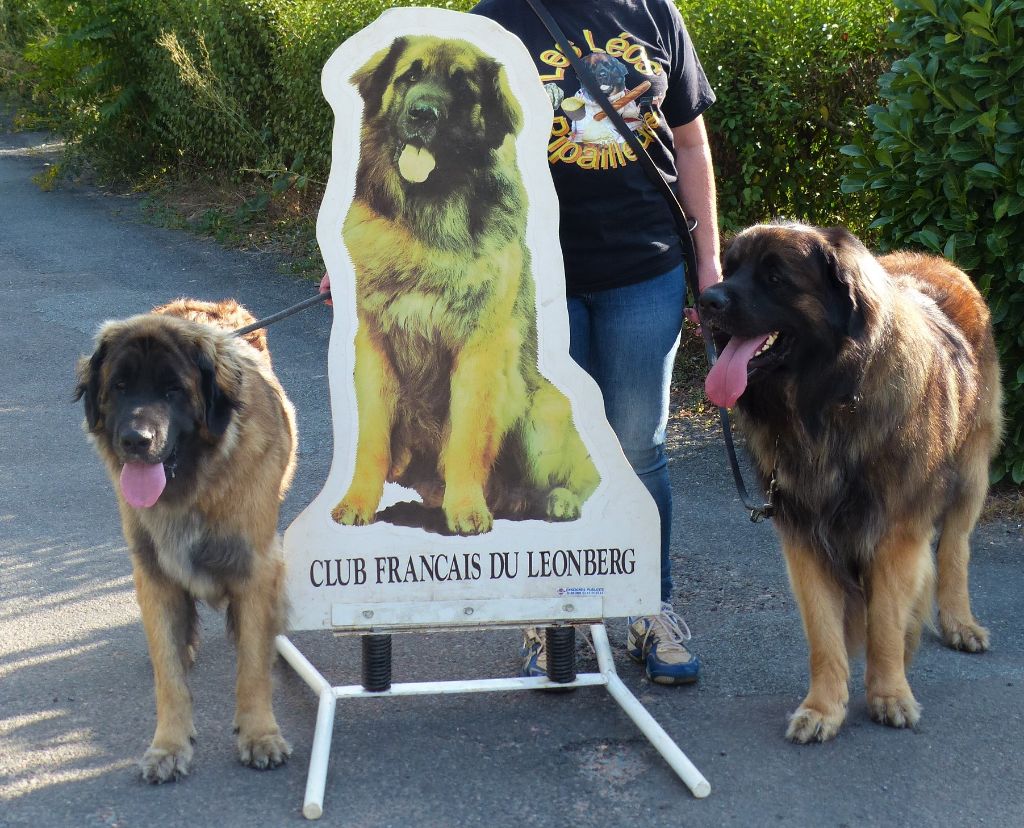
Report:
275,626,709,820
589,624,710,798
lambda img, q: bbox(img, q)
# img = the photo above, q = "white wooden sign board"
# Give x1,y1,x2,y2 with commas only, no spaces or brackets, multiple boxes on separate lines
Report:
283,6,660,632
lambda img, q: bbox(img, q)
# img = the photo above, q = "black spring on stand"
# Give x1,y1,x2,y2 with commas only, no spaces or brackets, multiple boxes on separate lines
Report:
545,625,576,684
361,634,392,692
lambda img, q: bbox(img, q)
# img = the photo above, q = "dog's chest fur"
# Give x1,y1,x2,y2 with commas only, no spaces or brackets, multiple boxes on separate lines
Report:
373,284,479,350
135,507,250,605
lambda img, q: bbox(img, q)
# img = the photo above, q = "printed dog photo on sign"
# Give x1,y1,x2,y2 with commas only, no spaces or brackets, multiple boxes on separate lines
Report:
331,34,600,537
283,8,662,632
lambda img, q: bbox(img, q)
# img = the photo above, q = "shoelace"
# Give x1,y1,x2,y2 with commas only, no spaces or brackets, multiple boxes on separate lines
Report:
522,626,543,649
641,604,692,650
522,626,594,654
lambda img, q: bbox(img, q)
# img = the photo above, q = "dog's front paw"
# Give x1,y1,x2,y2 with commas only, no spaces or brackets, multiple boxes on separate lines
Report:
331,495,376,526
546,487,581,521
140,741,193,783
868,692,921,729
443,494,493,536
939,612,990,653
785,704,846,744
238,730,291,770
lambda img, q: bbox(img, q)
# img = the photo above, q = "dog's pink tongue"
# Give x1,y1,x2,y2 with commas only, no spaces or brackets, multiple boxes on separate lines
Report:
120,462,167,509
705,335,770,408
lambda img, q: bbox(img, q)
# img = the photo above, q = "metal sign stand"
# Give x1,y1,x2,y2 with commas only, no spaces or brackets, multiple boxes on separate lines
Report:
276,624,710,820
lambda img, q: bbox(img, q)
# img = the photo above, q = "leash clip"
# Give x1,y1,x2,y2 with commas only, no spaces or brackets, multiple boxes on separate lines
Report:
749,472,777,523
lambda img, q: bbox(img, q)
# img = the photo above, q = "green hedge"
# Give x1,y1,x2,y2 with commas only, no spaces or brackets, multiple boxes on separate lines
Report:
0,0,46,48
0,0,46,98
21,0,889,209
23,0,283,175
842,0,1024,483
21,0,481,177
146,1,281,172
680,0,893,233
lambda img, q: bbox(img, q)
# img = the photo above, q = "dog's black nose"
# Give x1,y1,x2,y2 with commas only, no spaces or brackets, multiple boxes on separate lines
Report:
698,284,730,314
120,427,154,454
408,101,440,123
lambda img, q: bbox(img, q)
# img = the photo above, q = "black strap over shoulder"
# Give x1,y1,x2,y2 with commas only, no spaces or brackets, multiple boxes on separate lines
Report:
523,0,773,521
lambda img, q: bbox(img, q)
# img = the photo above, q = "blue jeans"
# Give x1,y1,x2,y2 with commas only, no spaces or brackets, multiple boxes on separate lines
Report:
567,264,685,603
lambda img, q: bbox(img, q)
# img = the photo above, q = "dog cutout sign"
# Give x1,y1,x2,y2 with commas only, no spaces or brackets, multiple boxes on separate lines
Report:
284,8,660,631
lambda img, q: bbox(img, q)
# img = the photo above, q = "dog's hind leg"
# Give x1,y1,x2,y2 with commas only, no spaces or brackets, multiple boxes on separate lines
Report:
228,551,291,770
781,538,850,743
905,559,936,666
936,446,991,653
522,382,600,521
132,559,198,783
864,528,933,730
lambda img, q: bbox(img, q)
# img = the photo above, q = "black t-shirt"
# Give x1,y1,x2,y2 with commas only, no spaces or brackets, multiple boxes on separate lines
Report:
472,0,715,293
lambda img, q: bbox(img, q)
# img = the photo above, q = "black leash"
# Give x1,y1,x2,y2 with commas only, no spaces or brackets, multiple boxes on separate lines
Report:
524,0,773,522
232,290,331,338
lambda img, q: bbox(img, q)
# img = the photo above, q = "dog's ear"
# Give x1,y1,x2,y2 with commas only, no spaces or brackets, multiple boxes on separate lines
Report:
818,226,881,341
351,37,408,118
479,57,522,149
719,232,739,276
73,340,107,430
194,345,241,438
611,57,629,84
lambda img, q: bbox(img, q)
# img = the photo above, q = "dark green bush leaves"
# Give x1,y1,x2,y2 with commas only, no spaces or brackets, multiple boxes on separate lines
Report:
842,0,1024,482
680,0,893,234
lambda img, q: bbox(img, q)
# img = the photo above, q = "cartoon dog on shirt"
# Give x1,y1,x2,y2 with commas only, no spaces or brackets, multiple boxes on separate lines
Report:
560,53,650,144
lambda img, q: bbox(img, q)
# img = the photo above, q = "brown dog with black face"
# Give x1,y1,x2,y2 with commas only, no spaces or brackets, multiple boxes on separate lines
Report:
699,223,1002,742
75,299,296,781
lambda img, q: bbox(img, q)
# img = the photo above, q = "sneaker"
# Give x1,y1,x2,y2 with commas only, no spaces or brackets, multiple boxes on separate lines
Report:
626,602,700,685
520,627,548,678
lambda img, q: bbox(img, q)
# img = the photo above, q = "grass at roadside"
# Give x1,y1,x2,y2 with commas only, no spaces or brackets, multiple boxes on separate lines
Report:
671,323,718,434
983,486,1024,524
140,173,325,281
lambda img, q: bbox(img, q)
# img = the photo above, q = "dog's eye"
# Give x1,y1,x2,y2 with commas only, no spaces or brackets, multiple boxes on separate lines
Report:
163,385,183,400
762,260,784,286
113,380,127,392
402,61,423,85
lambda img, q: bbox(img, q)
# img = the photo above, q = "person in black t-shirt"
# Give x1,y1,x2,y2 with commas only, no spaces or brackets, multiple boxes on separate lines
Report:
473,0,722,685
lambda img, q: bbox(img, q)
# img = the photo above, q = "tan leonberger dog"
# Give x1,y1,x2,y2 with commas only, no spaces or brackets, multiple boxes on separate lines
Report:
331,35,599,535
74,298,297,781
698,223,1003,742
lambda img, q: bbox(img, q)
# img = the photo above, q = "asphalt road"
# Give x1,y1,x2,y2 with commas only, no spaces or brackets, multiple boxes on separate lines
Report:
2,111,1022,828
